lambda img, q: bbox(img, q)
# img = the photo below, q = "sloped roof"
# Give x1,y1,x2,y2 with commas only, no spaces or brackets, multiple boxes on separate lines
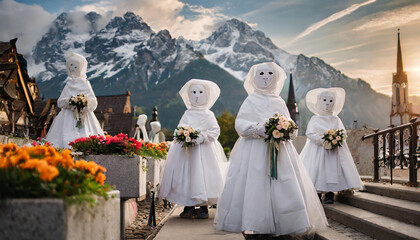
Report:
96,91,131,114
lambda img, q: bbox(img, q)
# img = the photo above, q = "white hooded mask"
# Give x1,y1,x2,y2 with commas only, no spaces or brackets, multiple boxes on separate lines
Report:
150,121,161,133
244,62,286,96
135,114,149,142
306,88,345,116
66,52,88,80
179,79,220,110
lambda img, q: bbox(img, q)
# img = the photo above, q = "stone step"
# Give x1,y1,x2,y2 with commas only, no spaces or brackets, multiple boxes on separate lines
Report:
315,227,353,240
324,202,420,240
363,182,420,202
315,219,373,240
337,192,420,227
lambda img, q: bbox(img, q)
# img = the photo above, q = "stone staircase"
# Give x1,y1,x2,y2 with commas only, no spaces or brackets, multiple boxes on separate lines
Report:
316,182,420,240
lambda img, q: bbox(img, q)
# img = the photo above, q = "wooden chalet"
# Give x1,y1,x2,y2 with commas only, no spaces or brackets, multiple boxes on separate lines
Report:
0,38,39,136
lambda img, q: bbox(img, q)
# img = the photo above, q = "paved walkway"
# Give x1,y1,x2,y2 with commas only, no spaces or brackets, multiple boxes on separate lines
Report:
154,206,243,240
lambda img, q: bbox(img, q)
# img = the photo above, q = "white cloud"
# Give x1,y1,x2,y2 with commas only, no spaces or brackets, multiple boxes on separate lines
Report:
330,58,360,67
75,0,228,40
0,0,56,55
310,43,365,56
284,0,376,47
353,3,420,32
242,0,300,18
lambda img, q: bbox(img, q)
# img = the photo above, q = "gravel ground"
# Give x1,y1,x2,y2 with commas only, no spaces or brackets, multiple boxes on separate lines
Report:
125,200,175,240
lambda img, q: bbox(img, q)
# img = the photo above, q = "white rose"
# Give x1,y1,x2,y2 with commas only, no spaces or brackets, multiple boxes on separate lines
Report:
184,131,190,137
280,116,288,122
178,129,184,135
279,132,284,138
324,141,332,150
336,136,341,141
332,139,338,145
281,122,290,130
272,130,281,139
186,137,191,142
276,124,282,130
328,135,333,140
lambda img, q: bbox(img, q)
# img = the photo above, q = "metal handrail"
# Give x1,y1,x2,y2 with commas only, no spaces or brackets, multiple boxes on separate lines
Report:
362,118,418,186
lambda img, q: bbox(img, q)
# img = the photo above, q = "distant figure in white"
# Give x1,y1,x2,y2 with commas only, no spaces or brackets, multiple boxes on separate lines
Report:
149,121,165,144
300,88,363,204
216,62,328,237
46,52,104,148
134,114,149,142
159,79,227,219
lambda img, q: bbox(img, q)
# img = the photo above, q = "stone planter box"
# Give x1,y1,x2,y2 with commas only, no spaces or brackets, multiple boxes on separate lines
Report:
145,157,166,188
0,190,120,240
80,155,147,199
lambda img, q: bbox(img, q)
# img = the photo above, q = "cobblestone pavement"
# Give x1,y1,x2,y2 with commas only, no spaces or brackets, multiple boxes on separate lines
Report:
328,218,374,240
125,200,175,239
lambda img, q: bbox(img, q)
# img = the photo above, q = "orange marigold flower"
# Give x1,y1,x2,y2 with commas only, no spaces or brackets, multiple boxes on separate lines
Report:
19,159,59,181
37,164,59,181
0,143,18,154
9,150,30,166
19,159,43,170
28,145,48,158
0,156,8,169
95,172,106,185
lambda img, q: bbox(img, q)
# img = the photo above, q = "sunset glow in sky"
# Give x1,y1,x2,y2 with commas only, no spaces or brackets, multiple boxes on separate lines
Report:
1,0,419,96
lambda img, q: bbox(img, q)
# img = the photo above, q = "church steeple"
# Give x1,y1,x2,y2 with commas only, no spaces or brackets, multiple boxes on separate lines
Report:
286,69,299,126
390,29,409,126
396,29,404,76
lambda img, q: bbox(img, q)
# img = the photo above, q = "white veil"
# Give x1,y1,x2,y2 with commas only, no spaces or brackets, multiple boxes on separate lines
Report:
306,88,345,116
179,79,221,110
66,52,88,80
244,62,287,96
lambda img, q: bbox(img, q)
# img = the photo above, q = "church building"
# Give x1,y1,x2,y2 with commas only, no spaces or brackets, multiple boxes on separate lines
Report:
390,30,420,126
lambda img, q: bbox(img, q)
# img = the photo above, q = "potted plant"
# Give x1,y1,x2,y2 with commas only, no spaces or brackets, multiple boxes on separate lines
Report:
0,143,119,240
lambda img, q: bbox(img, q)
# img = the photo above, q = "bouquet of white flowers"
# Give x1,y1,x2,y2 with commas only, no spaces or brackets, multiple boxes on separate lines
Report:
322,129,346,150
69,94,87,129
174,126,200,148
264,113,298,179
264,113,298,143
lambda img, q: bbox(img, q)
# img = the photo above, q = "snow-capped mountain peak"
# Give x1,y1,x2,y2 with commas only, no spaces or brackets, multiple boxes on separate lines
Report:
191,18,296,80
32,11,198,95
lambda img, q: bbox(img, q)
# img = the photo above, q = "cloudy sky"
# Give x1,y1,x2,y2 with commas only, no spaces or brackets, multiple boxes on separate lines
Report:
1,0,420,96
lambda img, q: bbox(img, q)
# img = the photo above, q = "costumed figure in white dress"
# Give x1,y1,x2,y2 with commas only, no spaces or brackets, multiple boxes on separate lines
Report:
216,62,328,237
300,88,363,204
159,79,227,219
149,121,166,144
134,114,149,142
46,52,104,148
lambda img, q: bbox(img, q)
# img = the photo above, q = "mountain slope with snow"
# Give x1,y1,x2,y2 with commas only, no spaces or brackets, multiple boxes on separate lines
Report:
30,12,390,131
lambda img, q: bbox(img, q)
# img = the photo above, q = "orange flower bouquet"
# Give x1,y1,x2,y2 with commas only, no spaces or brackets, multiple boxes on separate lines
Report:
0,143,111,204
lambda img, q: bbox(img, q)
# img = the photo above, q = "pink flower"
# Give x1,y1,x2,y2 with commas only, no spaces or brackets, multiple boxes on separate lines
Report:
272,130,281,139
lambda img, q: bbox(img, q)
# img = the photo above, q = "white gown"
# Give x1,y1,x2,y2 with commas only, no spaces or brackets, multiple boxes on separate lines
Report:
46,79,104,148
216,92,328,235
300,116,363,192
159,109,226,206
46,53,104,148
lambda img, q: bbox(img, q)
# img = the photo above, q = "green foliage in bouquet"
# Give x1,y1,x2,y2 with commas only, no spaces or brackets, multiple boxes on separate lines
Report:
264,113,298,143
174,126,200,148
322,129,346,150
